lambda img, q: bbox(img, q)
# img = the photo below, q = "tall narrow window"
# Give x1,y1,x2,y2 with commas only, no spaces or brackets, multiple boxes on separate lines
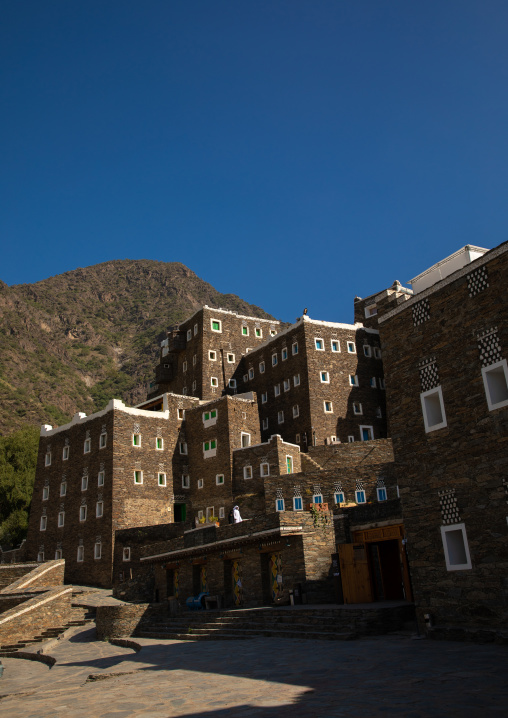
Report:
420,386,447,432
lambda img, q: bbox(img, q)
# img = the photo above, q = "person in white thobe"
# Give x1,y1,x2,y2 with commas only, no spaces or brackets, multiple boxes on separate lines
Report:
233,505,242,523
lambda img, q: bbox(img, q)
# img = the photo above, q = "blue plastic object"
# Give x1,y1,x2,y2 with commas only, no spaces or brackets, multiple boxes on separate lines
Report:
185,591,209,610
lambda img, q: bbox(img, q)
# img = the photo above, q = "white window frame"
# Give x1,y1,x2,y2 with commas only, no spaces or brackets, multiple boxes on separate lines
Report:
197,510,204,520
243,373,248,383
203,409,218,427
349,374,359,387
261,392,268,404
281,347,288,361
355,490,367,504
286,455,293,474
182,360,187,372
198,478,204,489
363,345,372,357
60,481,67,497
365,304,378,317
187,329,192,341
178,409,185,420
158,472,167,487
241,325,249,336
348,435,355,443
241,432,251,448
377,487,387,502
420,386,447,433
193,322,198,336
347,341,356,354
58,511,65,527
84,438,91,454
283,379,290,392
37,551,45,562
45,452,51,467
353,402,363,415
294,374,300,387
94,543,102,559
216,474,225,485
98,471,105,487
229,378,237,389
255,327,263,338
96,501,104,517
260,462,270,477
278,410,284,424
272,353,278,366
227,353,235,363
62,446,69,461
334,492,345,505
182,474,190,489
259,361,265,373
219,507,225,519
324,401,333,413
276,498,285,512
132,433,141,447
320,371,330,383
55,549,62,560
211,318,222,333
123,547,131,562
441,523,472,571
331,340,340,353
203,439,217,458
248,367,254,380
77,546,84,562
274,384,281,397
156,437,164,450
81,476,88,491
313,493,323,504
243,465,253,480
262,417,269,429
42,486,49,501
293,496,303,511
292,405,299,418
192,354,197,366
211,376,219,387
481,359,508,411
209,350,217,361
134,470,143,485
292,341,298,355
315,338,324,351
206,506,215,521
179,442,188,455
182,386,187,395
79,505,87,522
99,433,107,449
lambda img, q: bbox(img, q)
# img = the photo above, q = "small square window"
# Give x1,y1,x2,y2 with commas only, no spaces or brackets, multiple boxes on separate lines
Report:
482,360,508,411
347,341,356,354
211,319,222,332
241,432,251,447
156,437,163,450
96,501,104,517
255,327,262,337
60,482,67,497
211,377,219,387
134,470,143,484
270,329,277,336
216,474,225,485
365,304,378,317
158,472,167,486
272,353,278,366
40,515,47,531
187,329,192,341
84,438,91,454
94,543,102,559
278,410,284,424
81,476,88,491
45,452,52,466
98,471,105,487
283,379,290,392
334,492,345,505
260,462,270,477
315,338,324,351
242,326,249,336
274,384,281,397
363,345,372,357
182,474,190,488
58,511,65,527
282,347,288,361
133,434,141,447
276,498,285,512
331,340,340,352
349,375,359,387
198,478,204,489
62,446,69,460
229,379,237,388
355,490,366,504
353,402,363,415
123,547,131,562
348,435,355,442
293,405,299,418
259,361,265,373
292,342,298,355
80,505,87,521
227,353,235,363
42,486,49,501
178,409,185,420
320,371,329,383
77,546,84,562
441,523,472,570
243,465,253,479
293,496,303,511
294,374,300,387
420,386,447,433
361,425,373,441
261,392,268,404
248,368,254,380
377,487,387,502
209,350,217,361
37,551,45,562
324,401,333,413
219,507,225,519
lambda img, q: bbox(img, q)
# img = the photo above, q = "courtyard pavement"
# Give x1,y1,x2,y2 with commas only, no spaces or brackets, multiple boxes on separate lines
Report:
0,625,507,717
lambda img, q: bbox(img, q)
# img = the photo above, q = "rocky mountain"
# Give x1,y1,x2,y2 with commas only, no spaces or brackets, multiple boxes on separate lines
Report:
0,260,273,435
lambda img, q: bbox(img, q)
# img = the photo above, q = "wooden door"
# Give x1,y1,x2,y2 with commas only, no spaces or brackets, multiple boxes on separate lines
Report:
337,543,373,604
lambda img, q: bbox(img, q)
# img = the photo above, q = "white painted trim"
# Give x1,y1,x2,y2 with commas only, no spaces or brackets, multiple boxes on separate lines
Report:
420,386,447,433
440,523,472,571
6,560,65,591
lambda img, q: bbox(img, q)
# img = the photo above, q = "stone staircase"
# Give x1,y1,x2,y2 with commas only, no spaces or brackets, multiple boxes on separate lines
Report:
300,453,324,472
135,603,415,642
0,604,96,656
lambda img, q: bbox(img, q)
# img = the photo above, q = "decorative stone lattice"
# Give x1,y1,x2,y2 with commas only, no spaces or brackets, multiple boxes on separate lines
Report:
101,423,107,433
96,535,101,543
313,484,322,496
467,265,489,297
62,472,67,481
172,494,186,503
82,467,88,477
59,503,64,511
412,298,430,327
158,462,165,471
78,538,84,546
80,497,87,506
156,426,163,437
85,430,90,440
42,507,47,516
477,327,502,367
276,487,284,499
64,437,69,446
56,541,62,550
44,478,49,486
98,493,103,501
39,544,45,552
133,423,141,434
333,481,343,493
293,485,302,497
377,478,386,489
134,461,141,470
182,464,189,473
418,357,440,392
99,462,105,472
438,489,461,525
355,480,365,491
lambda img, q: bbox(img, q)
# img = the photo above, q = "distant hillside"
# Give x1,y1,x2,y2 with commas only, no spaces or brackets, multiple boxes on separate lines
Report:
0,260,273,435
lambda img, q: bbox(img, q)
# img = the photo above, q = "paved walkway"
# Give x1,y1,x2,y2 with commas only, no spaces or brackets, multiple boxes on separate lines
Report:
0,625,507,717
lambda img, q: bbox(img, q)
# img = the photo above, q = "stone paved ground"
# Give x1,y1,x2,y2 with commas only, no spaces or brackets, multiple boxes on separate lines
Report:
0,626,507,717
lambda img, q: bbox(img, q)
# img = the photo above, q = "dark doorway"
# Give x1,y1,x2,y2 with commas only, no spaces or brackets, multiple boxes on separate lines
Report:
368,539,404,601
174,503,187,522
166,569,174,598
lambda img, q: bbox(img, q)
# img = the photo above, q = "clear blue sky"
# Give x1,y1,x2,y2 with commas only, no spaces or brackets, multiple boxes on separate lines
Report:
1,1,507,323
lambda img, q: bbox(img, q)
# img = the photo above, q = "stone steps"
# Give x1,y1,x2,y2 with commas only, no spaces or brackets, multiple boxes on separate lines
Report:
137,627,354,642
0,605,96,654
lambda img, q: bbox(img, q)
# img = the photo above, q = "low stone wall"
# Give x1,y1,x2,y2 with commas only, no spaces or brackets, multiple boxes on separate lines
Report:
0,541,28,565
0,563,38,590
0,586,72,645
95,603,153,639
0,560,65,594
0,593,34,615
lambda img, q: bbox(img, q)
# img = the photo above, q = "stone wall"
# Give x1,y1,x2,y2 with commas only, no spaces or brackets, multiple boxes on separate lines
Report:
95,603,153,639
0,560,65,593
0,586,72,645
0,563,37,589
